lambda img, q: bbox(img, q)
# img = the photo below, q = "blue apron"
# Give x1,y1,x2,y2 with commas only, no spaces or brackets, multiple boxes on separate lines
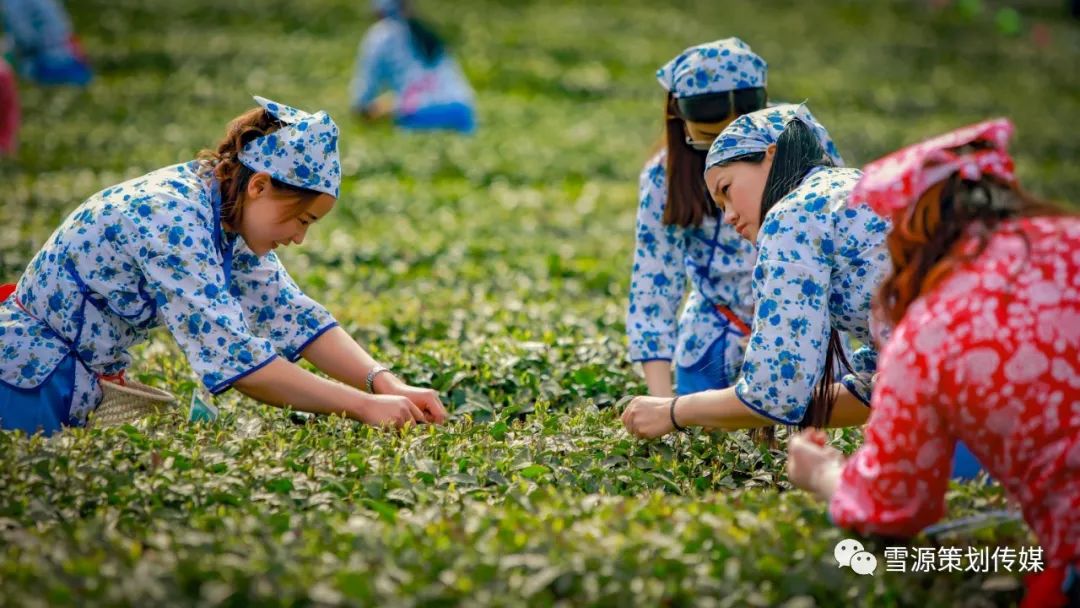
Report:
0,282,76,435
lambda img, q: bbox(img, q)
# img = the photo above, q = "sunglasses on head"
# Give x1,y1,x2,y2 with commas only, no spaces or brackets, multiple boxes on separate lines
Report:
675,88,767,123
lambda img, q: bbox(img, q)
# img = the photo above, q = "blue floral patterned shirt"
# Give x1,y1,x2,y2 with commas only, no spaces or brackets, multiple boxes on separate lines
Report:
735,167,892,424
626,151,758,379
0,161,338,423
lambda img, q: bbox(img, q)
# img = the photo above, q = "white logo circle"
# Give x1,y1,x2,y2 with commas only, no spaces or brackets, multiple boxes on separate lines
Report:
833,538,865,568
850,551,878,576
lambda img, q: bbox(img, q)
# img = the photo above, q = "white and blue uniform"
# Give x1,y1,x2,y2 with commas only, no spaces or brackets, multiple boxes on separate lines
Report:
1,0,70,61
734,167,891,424
0,95,342,435
0,161,338,433
627,38,772,394
350,16,475,133
626,150,756,393
700,103,870,423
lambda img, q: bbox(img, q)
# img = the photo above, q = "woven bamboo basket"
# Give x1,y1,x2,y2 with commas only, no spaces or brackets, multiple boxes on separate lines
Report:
90,378,178,427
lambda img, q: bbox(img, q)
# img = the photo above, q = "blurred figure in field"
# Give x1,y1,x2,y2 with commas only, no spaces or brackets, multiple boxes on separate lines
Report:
350,0,475,134
0,55,17,154
0,0,91,86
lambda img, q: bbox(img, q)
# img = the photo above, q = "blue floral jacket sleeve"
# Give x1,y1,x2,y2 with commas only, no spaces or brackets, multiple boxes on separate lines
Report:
229,243,339,363
736,208,833,424
735,168,877,424
118,201,278,395
626,152,686,362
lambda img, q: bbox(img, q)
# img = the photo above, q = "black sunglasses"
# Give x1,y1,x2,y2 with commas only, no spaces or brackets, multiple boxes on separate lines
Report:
676,88,767,123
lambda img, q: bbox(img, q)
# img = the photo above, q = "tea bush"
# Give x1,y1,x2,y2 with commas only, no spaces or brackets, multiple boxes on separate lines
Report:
2,0,1076,605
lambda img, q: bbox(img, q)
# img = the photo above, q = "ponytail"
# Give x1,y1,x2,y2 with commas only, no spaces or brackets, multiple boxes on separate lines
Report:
759,118,836,222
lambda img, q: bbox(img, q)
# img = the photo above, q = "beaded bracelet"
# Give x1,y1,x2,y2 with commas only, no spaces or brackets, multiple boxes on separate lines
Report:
366,365,392,393
669,396,687,432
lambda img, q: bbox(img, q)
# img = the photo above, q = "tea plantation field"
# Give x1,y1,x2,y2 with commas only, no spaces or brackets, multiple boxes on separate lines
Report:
1,0,1077,605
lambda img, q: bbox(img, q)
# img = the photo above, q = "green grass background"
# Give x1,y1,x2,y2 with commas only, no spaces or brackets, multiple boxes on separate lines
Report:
1,0,1077,605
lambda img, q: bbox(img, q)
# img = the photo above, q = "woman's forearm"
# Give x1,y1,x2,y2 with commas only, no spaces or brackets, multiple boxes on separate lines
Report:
298,326,401,393
678,383,870,431
826,384,871,427
677,387,774,430
810,460,843,502
232,356,369,417
641,360,675,397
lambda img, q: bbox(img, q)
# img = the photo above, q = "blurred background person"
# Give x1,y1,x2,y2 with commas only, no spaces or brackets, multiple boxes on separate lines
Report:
350,0,476,134
1,0,91,86
0,54,17,154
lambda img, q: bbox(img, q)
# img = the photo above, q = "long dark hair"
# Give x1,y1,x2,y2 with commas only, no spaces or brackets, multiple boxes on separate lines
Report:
662,90,768,227
406,18,445,65
379,0,445,65
662,94,712,227
760,119,836,223
765,119,843,429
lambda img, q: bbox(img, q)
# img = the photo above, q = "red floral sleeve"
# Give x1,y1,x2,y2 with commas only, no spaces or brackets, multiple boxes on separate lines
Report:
829,303,954,537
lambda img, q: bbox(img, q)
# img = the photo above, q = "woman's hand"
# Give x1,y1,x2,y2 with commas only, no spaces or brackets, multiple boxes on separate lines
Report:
374,375,448,424
349,393,427,428
295,328,448,424
360,94,394,120
787,429,846,501
621,395,676,439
